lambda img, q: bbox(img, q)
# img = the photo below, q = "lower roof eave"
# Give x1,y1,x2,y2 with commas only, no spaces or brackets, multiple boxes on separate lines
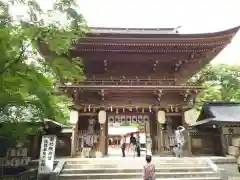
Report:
191,119,240,127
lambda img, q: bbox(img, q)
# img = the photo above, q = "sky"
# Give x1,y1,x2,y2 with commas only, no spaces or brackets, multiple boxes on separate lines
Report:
11,0,240,64
78,0,240,65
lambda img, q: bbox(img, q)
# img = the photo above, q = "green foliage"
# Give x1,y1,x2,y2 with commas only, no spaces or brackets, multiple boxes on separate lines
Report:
0,0,87,142
188,64,240,108
122,122,145,130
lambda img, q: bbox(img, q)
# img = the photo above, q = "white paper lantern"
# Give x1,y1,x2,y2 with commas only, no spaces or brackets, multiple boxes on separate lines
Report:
184,108,200,124
143,115,149,123
108,116,114,123
121,116,126,123
98,110,106,124
70,110,78,124
157,111,166,124
126,116,131,123
132,116,137,123
115,116,120,123
137,115,143,123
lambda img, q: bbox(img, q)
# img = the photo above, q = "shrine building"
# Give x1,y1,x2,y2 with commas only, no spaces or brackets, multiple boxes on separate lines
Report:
38,26,240,158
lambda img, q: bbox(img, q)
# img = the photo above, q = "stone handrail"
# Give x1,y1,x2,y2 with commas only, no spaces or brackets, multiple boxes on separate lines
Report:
205,158,228,180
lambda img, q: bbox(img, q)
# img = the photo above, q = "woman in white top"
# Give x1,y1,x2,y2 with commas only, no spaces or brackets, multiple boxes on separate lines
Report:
174,126,185,157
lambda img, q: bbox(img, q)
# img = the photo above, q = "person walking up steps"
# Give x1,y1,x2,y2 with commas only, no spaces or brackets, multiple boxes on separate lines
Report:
142,155,156,180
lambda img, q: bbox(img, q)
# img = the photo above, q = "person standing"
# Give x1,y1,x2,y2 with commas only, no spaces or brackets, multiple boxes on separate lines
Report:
142,155,156,180
130,133,137,157
174,125,185,157
120,134,126,157
146,134,152,155
136,133,141,157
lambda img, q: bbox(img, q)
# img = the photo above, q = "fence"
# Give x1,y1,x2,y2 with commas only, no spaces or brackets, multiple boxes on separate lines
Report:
0,169,37,180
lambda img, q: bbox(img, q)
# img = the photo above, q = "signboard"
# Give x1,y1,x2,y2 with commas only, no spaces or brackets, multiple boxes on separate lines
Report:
107,115,149,124
222,127,240,135
38,135,57,174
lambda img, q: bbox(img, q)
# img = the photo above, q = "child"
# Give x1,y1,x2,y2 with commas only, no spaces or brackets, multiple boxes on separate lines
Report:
142,155,156,180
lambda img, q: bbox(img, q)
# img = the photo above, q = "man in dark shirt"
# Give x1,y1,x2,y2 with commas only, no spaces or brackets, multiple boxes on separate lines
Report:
136,133,141,157
130,133,137,157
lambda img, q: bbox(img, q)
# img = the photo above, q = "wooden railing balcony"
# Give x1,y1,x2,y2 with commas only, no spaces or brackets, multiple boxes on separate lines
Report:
64,79,177,86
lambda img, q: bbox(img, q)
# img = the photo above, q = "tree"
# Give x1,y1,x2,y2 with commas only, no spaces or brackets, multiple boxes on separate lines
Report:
187,64,240,108
0,0,87,141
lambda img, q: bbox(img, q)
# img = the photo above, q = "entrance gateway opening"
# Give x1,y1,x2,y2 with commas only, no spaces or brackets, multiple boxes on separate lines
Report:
75,109,184,157
107,111,184,157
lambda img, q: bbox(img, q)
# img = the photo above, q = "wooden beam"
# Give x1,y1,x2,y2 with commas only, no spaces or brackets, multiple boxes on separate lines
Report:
78,113,97,116
59,84,203,90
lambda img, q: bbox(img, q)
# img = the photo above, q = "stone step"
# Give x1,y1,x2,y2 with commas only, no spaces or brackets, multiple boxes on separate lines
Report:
65,159,207,164
61,167,212,174
64,162,208,169
59,171,218,179
60,178,221,180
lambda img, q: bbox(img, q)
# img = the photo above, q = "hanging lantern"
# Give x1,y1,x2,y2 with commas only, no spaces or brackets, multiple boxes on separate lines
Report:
184,108,200,124
121,116,126,123
132,116,137,123
108,116,114,123
138,115,143,124
143,115,149,123
115,116,120,123
126,116,131,123
98,110,107,124
157,111,166,124
69,110,78,124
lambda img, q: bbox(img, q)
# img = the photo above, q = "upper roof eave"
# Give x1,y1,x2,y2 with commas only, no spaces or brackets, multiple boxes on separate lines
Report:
86,26,240,39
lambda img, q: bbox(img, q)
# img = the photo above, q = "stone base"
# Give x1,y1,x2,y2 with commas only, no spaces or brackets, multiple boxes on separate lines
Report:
228,146,239,157
95,151,103,158
232,137,240,147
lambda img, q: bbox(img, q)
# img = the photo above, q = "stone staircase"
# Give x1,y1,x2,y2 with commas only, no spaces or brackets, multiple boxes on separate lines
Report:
58,157,221,180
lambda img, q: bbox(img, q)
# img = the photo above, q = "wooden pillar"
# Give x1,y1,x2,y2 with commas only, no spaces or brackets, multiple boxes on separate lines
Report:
187,128,193,156
156,110,166,155
220,127,227,156
104,120,108,155
70,110,79,157
32,134,40,159
98,110,107,157
182,113,192,156
150,117,158,154
99,124,105,156
71,125,77,157
157,123,164,155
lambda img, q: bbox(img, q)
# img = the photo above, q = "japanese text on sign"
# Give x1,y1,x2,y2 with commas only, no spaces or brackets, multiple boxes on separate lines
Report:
38,135,57,174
